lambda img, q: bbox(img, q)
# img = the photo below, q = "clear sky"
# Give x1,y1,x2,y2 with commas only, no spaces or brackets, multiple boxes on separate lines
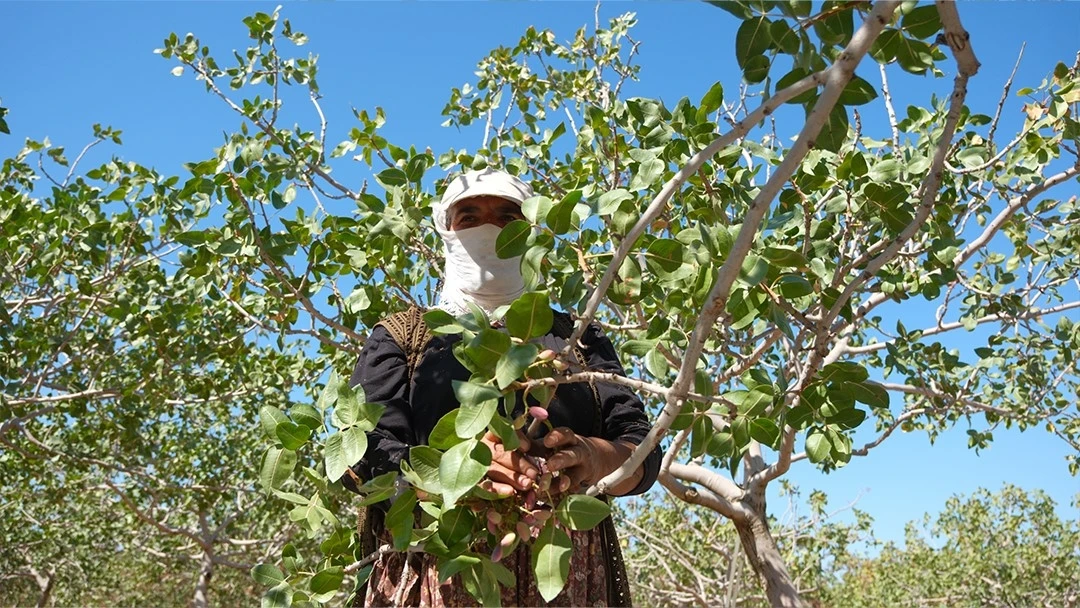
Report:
4,1,1078,544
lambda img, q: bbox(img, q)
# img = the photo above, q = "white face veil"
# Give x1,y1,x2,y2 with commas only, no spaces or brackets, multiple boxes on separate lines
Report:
431,169,534,316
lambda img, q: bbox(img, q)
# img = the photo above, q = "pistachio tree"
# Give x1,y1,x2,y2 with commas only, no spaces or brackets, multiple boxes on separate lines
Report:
823,485,1080,607
154,2,1078,606
0,127,318,605
5,0,1079,605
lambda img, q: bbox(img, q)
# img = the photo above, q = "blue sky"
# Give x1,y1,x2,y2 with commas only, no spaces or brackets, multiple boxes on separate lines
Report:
4,1,1078,544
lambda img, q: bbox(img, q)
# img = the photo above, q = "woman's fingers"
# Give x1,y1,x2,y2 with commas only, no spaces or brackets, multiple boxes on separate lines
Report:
542,427,579,450
479,479,516,497
482,430,539,491
546,435,599,489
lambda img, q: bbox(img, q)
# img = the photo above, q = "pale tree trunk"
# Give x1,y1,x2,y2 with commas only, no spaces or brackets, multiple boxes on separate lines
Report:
29,567,55,608
731,490,803,608
192,551,214,608
732,510,802,608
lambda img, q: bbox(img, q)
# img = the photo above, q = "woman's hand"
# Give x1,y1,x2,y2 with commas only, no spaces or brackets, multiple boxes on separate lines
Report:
543,427,644,496
479,430,539,497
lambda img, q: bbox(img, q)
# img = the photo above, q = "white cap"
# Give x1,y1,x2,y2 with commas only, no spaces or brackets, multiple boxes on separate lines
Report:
433,168,534,234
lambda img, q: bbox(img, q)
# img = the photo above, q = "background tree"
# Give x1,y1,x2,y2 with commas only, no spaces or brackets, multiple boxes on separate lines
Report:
618,482,872,607
823,485,1080,607
3,1,1079,606
0,131,320,606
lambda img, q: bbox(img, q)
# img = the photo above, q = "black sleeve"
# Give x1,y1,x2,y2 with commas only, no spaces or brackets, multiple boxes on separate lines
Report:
579,321,661,496
342,325,414,493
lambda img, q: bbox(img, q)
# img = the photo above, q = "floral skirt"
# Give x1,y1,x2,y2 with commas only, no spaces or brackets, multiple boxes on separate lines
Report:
362,527,618,607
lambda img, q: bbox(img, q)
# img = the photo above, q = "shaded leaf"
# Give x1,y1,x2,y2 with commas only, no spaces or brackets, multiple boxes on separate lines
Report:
440,440,491,506
496,220,531,259
555,494,610,530
532,521,572,601
506,292,553,340
736,16,772,68
495,343,539,389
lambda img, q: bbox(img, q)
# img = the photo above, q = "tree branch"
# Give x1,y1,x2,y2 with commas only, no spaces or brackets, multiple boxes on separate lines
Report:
587,0,902,497
842,300,1080,356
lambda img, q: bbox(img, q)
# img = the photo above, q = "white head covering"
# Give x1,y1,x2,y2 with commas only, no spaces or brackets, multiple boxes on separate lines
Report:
432,169,534,316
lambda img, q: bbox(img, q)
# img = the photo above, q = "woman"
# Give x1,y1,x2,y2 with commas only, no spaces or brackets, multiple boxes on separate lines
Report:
346,168,661,606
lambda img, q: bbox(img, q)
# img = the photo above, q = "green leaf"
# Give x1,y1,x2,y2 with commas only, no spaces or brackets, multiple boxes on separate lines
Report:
385,489,418,550
546,196,577,235
487,413,520,451
354,402,385,433
522,195,554,223
260,406,288,442
814,2,854,45
404,445,443,494
775,275,814,299
275,420,312,451
706,430,735,459
814,105,849,153
743,54,771,84
316,372,343,412
310,567,344,595
496,343,539,390
698,81,725,120
847,381,890,409
839,76,878,106
375,167,408,189
290,404,323,431
438,506,476,546
357,472,398,506
331,386,361,429
608,256,643,305
735,16,772,68
461,560,501,606
496,220,531,259
901,4,942,39
597,188,633,215
251,563,285,587
629,158,665,191
260,447,297,491
805,429,831,463
532,520,573,602
323,434,349,483
739,254,769,286
770,19,800,55
438,554,483,582
261,582,292,608
868,159,902,182
864,183,912,232
762,246,806,269
644,239,685,273
405,155,428,183
820,361,870,383
341,426,367,465
896,37,935,74
272,490,310,505
456,397,499,438
429,410,466,449
424,309,465,335
776,68,817,105
828,406,866,430
440,439,491,506
731,416,751,448
554,494,611,530
452,380,502,406
464,329,511,370
749,418,781,448
506,292,553,340
870,28,902,63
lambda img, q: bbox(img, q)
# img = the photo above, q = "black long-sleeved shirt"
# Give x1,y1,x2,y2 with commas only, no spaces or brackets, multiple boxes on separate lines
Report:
346,311,661,496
